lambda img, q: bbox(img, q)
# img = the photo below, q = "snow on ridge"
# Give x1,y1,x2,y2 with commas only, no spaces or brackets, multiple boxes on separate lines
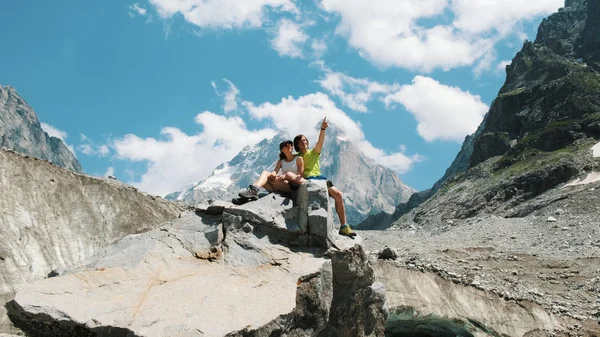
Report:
593,140,600,158
197,164,235,192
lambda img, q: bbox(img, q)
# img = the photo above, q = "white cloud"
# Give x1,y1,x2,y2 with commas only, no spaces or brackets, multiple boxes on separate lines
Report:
99,145,110,156
110,80,423,195
78,134,110,157
112,112,276,196
129,3,148,16
317,66,488,142
40,122,76,154
319,0,562,71
104,167,115,177
451,0,563,35
271,19,309,58
212,79,240,113
244,92,420,173
317,66,398,112
384,76,489,142
148,0,297,29
311,39,328,58
41,122,68,141
222,79,240,113
496,60,512,72
320,0,488,71
473,50,497,77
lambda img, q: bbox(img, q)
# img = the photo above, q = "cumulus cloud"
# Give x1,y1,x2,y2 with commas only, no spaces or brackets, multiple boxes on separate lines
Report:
112,113,276,196
384,76,489,142
496,60,512,73
311,39,328,58
78,134,110,157
212,79,240,113
319,0,562,72
317,66,488,142
243,92,420,173
451,0,563,35
41,122,68,141
40,122,76,154
104,167,115,177
317,65,398,112
148,0,297,29
110,80,425,196
270,19,309,58
129,3,148,17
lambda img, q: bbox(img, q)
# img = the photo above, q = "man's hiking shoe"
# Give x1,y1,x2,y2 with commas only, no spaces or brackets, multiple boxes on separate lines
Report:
238,185,259,200
339,224,357,237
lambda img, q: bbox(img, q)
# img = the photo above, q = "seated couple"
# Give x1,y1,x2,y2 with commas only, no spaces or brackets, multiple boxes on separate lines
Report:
239,117,356,237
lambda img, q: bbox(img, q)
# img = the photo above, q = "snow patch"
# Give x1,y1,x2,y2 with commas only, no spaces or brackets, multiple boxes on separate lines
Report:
198,164,235,191
564,172,600,187
593,140,600,158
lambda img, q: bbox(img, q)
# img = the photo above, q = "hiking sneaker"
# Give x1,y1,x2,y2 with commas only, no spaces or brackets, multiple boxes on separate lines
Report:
339,224,357,237
238,185,259,200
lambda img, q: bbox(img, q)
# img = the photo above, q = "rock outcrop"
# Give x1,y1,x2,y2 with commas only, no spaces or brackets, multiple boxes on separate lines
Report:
0,86,82,173
6,182,387,337
361,0,600,229
168,131,415,227
0,148,184,334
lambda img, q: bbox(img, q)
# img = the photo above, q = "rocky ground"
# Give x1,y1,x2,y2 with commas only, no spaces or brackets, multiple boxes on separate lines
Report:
360,180,600,336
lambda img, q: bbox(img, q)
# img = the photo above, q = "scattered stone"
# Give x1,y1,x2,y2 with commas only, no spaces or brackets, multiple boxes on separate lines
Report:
378,247,398,260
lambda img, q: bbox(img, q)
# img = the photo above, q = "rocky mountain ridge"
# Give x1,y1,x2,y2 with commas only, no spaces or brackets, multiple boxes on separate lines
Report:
0,85,82,173
168,131,415,227
360,0,600,230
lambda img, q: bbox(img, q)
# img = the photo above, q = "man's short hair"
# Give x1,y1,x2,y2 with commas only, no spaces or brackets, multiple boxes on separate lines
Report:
293,134,307,152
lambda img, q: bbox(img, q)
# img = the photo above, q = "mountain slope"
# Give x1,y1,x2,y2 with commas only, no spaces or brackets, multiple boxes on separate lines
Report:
167,131,415,226
361,0,600,229
391,0,600,226
0,85,82,173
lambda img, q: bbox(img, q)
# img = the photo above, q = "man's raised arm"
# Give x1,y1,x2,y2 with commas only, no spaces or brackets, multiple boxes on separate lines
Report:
314,117,327,154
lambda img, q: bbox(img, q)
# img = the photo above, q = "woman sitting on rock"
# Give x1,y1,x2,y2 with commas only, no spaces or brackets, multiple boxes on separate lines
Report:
238,140,306,201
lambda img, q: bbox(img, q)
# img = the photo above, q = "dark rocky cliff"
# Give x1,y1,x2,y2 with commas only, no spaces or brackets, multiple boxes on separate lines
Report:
470,0,600,167
360,0,600,229
0,85,83,173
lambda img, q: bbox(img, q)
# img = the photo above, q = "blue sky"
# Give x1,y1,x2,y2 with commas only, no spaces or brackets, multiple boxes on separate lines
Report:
0,0,563,196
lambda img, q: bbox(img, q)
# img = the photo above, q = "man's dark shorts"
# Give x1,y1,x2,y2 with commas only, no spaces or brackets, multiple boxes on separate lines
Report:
306,175,334,188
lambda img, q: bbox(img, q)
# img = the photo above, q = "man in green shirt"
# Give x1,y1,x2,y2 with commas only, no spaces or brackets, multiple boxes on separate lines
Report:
293,117,356,237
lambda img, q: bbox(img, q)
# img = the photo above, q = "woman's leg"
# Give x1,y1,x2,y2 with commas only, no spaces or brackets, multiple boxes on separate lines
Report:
252,171,273,188
269,178,292,193
283,172,306,185
263,181,276,192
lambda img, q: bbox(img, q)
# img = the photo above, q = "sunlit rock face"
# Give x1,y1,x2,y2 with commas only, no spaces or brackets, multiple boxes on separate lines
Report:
6,183,387,337
0,148,183,334
0,85,82,173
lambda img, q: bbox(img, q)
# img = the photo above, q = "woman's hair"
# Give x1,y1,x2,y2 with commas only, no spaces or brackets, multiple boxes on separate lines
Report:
293,134,307,153
279,140,293,160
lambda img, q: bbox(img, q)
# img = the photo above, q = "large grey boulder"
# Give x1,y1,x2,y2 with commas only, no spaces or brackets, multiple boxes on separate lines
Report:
0,148,184,333
6,183,384,337
0,85,82,173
